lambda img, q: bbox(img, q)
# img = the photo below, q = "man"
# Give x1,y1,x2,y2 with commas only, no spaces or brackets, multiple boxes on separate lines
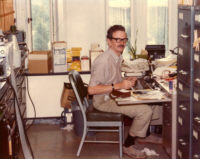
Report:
88,25,155,159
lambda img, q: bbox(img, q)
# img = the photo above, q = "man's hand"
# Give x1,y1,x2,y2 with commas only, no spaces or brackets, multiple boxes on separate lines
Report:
125,77,137,86
115,78,136,90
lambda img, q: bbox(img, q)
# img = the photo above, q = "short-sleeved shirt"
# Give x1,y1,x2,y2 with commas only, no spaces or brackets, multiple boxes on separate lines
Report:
89,48,123,96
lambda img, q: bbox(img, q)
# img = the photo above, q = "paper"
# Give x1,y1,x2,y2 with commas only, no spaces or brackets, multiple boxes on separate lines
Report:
131,90,165,100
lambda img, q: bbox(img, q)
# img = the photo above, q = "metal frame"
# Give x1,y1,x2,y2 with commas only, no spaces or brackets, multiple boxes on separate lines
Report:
69,70,124,158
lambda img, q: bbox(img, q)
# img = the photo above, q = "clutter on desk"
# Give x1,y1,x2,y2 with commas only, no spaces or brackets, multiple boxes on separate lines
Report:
110,89,131,99
131,89,166,100
145,45,165,61
52,41,67,73
153,54,177,68
152,66,177,80
121,58,149,77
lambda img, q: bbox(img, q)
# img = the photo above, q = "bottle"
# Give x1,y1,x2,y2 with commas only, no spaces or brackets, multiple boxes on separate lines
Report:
81,56,89,71
169,80,173,94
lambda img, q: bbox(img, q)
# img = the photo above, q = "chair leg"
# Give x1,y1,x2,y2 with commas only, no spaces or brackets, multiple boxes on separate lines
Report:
122,122,125,144
76,128,87,157
119,125,123,158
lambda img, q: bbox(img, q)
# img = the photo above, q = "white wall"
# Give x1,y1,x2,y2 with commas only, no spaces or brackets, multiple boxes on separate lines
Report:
64,0,106,55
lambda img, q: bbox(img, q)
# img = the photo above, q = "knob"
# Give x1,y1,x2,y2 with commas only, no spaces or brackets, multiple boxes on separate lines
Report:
179,70,188,75
193,154,200,159
195,78,200,85
180,142,187,146
180,34,189,39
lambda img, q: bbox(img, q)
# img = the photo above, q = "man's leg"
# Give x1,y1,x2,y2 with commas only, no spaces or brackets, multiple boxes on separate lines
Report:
93,96,153,158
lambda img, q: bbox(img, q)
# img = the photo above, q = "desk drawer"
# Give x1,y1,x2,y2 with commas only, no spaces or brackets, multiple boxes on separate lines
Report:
177,52,191,84
194,53,200,88
177,141,190,159
193,116,200,128
192,125,200,159
163,103,172,123
177,80,190,109
193,87,200,117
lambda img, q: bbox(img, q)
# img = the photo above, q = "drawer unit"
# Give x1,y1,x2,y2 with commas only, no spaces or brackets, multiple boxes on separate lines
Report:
0,55,27,159
177,5,200,159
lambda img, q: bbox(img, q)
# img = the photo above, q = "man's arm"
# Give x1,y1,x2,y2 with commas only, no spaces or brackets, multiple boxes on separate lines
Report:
88,79,135,95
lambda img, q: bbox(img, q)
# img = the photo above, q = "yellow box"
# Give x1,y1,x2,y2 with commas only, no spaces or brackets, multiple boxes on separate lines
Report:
72,51,80,57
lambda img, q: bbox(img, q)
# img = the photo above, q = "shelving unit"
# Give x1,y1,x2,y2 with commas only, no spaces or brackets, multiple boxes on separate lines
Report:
0,55,27,159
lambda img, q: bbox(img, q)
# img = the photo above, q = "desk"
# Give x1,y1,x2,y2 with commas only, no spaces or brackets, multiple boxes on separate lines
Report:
114,79,177,159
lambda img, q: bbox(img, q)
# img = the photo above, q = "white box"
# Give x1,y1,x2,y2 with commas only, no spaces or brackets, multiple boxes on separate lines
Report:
52,41,67,72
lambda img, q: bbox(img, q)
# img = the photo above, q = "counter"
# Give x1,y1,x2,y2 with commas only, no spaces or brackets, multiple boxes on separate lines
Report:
25,71,91,118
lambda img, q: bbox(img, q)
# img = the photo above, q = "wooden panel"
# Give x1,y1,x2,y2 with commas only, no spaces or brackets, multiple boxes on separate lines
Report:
0,0,14,31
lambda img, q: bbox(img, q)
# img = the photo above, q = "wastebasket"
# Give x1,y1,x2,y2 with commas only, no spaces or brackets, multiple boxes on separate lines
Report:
71,100,84,137
71,99,94,137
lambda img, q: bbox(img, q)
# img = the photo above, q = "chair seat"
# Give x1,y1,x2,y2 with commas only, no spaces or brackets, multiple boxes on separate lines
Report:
87,108,124,122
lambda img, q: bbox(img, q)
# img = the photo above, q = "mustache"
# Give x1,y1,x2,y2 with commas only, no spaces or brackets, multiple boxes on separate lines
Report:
118,45,125,48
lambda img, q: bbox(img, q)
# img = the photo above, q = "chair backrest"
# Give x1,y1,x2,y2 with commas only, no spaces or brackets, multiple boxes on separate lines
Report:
68,70,88,121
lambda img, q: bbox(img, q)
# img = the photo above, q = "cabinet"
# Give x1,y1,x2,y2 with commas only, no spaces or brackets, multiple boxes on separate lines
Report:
0,55,26,159
177,5,200,159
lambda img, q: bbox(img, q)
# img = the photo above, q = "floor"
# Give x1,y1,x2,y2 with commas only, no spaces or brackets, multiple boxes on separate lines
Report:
19,121,170,159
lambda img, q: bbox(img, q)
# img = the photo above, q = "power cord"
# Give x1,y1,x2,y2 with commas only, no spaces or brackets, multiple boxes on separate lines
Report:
7,78,34,159
25,75,37,130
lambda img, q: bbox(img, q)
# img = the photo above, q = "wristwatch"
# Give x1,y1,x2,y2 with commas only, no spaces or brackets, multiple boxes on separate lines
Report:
112,83,115,91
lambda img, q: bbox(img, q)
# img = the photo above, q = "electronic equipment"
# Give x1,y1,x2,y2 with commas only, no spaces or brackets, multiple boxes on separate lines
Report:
145,45,165,61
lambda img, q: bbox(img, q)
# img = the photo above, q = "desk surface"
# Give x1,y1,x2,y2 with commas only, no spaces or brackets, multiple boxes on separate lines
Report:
115,95,171,105
115,78,173,105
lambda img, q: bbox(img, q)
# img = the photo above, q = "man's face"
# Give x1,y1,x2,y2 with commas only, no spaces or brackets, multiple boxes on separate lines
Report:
107,30,128,55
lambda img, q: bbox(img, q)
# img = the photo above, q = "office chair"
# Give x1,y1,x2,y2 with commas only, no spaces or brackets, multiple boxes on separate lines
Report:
68,70,124,158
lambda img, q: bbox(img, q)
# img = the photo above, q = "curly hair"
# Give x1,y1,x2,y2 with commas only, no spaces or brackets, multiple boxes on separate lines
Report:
106,25,126,39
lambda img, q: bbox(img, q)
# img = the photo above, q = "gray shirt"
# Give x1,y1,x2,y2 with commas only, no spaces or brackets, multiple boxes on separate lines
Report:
89,48,123,89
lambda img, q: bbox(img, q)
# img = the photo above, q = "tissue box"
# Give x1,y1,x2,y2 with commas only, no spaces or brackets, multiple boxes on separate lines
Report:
28,51,52,73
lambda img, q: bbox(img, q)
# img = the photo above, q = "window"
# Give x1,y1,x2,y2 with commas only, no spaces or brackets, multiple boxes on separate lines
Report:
31,0,51,50
107,0,131,59
107,0,169,59
147,0,168,51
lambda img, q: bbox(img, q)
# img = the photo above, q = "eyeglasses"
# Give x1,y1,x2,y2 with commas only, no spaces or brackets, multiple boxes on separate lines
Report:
111,37,128,43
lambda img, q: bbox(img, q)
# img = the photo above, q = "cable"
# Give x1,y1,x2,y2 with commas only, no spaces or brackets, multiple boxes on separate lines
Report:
25,75,37,130
7,77,34,159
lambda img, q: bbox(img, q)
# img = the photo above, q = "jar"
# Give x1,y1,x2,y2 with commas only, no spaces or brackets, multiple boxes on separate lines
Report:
81,56,89,71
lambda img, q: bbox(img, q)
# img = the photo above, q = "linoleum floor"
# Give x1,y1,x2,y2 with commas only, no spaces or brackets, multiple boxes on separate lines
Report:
19,123,170,159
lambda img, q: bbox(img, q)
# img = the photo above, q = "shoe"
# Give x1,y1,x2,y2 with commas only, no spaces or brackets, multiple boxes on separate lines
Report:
123,145,146,159
136,133,163,145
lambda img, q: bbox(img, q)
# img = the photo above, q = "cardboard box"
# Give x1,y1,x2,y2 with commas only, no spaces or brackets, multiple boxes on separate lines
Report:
28,51,52,73
52,41,67,72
